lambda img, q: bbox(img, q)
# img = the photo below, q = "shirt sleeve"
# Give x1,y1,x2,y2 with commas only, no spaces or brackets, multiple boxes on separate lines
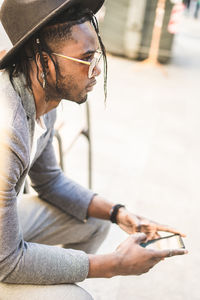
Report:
29,129,95,221
0,119,90,284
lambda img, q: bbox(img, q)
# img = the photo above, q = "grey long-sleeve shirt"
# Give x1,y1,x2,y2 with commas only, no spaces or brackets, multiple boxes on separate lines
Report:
0,71,95,284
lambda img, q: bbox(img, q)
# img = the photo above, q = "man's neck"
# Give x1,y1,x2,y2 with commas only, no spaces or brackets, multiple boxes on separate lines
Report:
30,75,61,119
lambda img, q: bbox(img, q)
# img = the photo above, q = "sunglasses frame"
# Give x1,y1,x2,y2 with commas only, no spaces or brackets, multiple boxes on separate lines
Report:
52,50,102,78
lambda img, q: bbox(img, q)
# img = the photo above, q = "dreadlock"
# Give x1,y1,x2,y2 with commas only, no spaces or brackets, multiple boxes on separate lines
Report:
7,5,107,101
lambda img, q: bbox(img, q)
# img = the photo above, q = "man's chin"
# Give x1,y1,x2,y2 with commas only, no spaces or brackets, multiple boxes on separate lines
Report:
78,95,88,104
67,95,88,105
62,93,88,105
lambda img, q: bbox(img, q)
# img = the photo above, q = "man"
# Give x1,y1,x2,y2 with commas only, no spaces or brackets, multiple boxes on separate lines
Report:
0,0,187,299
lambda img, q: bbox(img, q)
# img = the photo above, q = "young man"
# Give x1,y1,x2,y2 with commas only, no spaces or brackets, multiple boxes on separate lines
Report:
0,0,187,299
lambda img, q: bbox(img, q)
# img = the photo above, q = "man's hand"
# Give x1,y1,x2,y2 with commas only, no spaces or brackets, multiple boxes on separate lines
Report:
116,207,185,240
114,233,187,276
88,233,188,278
87,195,185,240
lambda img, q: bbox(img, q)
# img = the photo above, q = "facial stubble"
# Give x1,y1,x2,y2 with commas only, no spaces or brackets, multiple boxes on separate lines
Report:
44,66,87,104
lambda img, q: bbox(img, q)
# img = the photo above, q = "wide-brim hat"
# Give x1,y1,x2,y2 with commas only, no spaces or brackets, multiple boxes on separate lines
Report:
0,0,104,69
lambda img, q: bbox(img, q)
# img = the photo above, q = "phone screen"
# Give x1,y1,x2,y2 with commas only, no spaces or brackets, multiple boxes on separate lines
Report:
141,234,185,250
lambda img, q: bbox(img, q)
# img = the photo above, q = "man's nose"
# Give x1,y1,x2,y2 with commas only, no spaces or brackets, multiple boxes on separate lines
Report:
93,64,101,77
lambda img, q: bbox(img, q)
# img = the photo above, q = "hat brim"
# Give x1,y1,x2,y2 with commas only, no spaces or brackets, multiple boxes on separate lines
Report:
0,0,104,69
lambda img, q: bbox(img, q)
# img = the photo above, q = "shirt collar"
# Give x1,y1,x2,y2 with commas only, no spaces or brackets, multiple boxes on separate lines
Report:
12,72,36,119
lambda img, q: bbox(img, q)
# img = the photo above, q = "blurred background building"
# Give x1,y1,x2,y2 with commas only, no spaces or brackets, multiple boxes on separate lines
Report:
98,0,200,63
99,0,175,63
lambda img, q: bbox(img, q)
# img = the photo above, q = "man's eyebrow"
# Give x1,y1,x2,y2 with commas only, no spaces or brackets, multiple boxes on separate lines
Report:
81,49,99,56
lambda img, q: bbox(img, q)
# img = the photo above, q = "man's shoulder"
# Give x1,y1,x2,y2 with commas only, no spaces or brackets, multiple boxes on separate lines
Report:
0,71,26,125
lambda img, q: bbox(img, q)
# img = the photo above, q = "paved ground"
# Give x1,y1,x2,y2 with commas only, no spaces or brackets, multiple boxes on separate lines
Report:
59,14,200,300
0,7,200,300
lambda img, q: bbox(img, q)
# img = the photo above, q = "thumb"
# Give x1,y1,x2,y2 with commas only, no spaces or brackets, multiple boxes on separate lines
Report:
133,233,147,244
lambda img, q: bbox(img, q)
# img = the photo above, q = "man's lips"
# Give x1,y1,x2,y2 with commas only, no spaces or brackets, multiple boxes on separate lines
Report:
86,79,97,91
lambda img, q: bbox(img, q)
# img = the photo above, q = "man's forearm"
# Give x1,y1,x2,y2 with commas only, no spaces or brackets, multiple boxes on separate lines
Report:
87,253,118,278
87,195,115,220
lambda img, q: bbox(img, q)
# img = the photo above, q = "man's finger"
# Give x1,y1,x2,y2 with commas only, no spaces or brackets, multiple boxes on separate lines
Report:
156,248,188,259
133,233,147,243
154,232,161,239
155,224,186,237
135,223,142,232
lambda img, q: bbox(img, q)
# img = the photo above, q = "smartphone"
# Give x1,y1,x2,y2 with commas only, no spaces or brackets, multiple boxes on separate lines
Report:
140,234,185,250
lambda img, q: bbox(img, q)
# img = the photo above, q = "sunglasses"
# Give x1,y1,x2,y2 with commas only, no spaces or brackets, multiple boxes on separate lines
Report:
52,50,102,78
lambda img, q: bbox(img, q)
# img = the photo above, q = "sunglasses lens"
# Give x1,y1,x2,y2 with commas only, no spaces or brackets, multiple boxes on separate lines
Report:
88,58,96,78
88,53,102,78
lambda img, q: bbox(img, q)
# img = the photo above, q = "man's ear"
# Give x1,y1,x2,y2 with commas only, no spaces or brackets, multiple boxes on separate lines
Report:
35,52,51,74
42,52,49,70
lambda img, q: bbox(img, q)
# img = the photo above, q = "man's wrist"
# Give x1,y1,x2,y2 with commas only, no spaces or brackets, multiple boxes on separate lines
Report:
87,195,114,220
88,253,118,278
109,204,125,224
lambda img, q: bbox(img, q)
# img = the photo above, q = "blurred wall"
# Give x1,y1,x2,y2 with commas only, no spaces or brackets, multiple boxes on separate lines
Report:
99,0,175,63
